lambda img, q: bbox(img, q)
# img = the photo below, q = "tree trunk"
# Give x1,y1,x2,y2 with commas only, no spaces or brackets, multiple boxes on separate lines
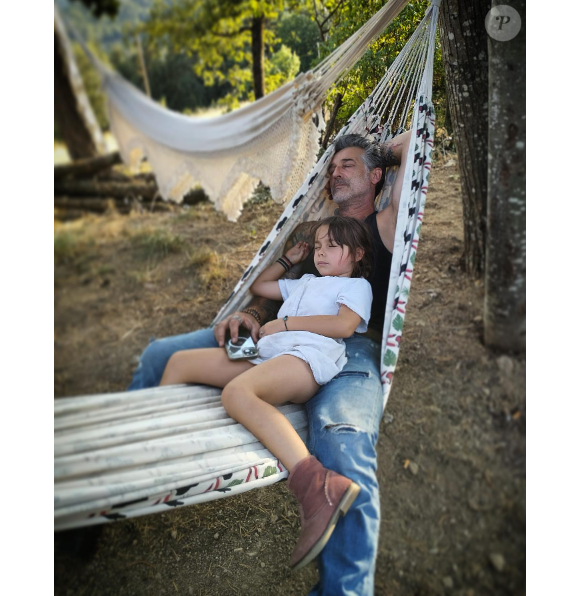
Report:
54,152,122,180
55,179,159,200
251,15,265,100
439,0,490,277
135,34,152,98
54,197,176,214
54,178,209,205
484,0,526,351
54,6,105,160
321,93,343,149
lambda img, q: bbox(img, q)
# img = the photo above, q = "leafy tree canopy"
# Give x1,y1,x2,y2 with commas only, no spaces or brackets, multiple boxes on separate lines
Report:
142,0,292,105
314,0,445,135
58,0,446,136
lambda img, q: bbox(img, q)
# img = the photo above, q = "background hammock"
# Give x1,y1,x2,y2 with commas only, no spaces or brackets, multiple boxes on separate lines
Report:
54,0,439,531
69,0,411,221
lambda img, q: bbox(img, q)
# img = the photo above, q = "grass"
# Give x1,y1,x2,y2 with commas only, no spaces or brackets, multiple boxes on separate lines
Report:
54,229,96,272
127,267,159,286
186,247,228,289
129,228,186,260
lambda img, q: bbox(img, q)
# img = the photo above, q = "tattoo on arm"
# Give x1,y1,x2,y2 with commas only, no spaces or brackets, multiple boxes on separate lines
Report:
383,145,401,167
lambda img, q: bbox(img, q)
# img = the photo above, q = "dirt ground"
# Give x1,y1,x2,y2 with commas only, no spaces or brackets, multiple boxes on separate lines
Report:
54,158,525,595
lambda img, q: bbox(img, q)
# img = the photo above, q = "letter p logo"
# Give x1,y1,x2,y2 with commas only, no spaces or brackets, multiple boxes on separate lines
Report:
485,5,522,41
496,15,511,30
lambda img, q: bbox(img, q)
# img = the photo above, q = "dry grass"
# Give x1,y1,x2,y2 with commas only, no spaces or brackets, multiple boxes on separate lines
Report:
129,228,186,260
187,248,229,290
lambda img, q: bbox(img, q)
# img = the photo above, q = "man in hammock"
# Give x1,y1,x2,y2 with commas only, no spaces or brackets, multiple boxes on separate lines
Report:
129,129,411,595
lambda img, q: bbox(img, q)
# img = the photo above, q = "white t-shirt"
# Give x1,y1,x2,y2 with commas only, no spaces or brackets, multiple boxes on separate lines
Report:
250,274,373,384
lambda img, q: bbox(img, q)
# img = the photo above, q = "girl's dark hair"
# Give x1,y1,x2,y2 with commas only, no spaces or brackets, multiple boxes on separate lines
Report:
311,215,374,279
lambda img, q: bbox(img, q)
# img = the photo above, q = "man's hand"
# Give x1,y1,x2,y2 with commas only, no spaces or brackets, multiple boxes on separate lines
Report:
214,311,261,346
258,318,286,339
285,241,310,265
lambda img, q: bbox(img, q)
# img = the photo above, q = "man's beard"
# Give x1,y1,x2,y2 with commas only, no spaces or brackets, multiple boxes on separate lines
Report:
331,179,371,205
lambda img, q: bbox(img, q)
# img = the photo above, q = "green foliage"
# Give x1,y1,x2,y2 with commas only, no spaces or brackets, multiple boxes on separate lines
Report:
57,0,447,137
139,1,304,108
143,0,285,100
109,43,227,112
315,1,445,136
276,12,320,72
265,45,301,94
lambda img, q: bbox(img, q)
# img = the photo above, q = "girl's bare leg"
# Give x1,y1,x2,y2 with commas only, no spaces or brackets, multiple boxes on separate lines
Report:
159,348,253,387
221,355,319,472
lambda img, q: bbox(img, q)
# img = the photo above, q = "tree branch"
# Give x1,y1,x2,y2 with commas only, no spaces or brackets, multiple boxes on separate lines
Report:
212,26,252,38
319,0,346,30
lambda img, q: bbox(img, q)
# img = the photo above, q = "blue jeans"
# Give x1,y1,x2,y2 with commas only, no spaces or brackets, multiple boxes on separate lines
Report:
129,330,383,596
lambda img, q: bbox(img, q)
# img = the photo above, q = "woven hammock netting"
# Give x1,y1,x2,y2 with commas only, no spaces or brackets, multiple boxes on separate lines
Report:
55,0,439,531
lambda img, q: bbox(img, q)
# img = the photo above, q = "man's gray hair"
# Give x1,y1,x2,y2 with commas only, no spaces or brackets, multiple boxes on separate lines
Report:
333,134,387,193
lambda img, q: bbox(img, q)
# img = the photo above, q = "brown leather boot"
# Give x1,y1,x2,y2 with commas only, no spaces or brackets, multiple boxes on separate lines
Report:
287,455,360,571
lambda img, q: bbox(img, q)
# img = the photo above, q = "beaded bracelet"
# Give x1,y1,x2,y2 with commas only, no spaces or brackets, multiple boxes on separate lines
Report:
241,307,262,325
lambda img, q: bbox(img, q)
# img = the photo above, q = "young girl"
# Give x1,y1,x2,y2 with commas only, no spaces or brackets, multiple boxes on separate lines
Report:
160,215,374,570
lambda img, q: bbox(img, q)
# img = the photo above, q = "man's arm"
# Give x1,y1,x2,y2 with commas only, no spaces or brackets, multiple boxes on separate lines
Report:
213,221,316,346
376,130,412,252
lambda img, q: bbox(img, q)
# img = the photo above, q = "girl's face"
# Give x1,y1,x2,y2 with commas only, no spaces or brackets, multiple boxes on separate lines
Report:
313,225,362,278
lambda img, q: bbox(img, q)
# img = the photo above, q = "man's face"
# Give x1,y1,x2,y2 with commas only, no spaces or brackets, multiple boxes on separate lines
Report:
328,147,375,205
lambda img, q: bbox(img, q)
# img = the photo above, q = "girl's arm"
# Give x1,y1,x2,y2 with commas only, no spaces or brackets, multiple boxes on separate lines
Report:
250,241,310,300
260,305,362,339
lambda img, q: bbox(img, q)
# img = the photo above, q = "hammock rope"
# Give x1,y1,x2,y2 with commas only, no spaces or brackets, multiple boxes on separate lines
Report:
55,0,439,531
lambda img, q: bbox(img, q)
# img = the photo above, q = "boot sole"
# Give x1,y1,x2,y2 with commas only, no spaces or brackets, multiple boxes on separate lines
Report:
291,482,361,571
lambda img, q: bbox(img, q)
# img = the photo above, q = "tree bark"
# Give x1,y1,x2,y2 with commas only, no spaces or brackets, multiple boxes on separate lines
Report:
321,93,343,149
439,0,490,277
251,15,265,100
55,179,158,200
54,197,174,214
54,178,209,205
54,152,122,180
54,7,105,160
484,0,526,351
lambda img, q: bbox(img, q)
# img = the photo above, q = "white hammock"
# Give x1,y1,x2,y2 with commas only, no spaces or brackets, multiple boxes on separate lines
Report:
55,0,440,531
73,0,410,220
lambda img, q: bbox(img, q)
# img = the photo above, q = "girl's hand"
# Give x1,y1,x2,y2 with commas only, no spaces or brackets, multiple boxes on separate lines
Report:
258,319,285,339
285,241,310,265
